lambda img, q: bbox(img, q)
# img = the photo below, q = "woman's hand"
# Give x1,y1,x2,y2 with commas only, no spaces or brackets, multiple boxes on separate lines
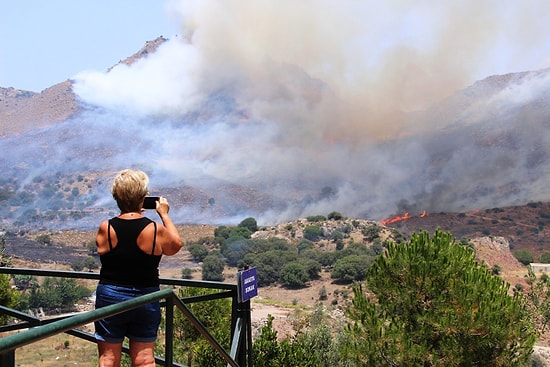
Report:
155,196,170,215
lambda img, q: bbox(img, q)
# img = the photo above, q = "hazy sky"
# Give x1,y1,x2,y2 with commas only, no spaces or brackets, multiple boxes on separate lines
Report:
0,0,178,92
2,0,550,94
0,0,550,95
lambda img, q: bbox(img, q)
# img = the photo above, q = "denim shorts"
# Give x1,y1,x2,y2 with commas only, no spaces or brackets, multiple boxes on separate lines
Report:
94,283,161,343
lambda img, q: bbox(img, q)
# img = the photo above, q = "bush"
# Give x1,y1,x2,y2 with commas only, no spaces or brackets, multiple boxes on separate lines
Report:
540,252,550,263
280,262,309,288
202,254,225,281
362,225,381,242
319,286,328,300
303,225,324,241
238,217,258,232
331,255,373,283
307,215,326,222
35,234,52,245
327,211,343,220
29,278,91,311
188,243,209,262
513,249,534,265
181,268,193,279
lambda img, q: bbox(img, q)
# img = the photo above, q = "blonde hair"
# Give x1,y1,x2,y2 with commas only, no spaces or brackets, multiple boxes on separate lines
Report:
111,169,149,213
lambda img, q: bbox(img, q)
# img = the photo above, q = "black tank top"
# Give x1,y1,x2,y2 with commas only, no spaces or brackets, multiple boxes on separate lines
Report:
99,217,162,287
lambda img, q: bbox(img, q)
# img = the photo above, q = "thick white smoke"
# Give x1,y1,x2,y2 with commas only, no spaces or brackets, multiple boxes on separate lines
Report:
59,0,550,225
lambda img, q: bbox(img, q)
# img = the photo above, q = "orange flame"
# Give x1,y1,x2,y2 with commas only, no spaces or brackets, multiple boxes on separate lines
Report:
381,211,427,225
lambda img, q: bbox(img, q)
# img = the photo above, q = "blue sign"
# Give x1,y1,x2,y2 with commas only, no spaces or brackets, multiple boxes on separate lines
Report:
239,267,258,302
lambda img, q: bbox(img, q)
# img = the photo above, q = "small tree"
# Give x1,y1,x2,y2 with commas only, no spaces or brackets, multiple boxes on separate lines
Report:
331,255,373,283
303,225,323,241
540,252,550,263
202,254,225,281
513,249,534,265
238,217,258,232
188,243,209,262
29,277,91,311
327,211,343,220
0,274,19,324
280,262,309,288
344,229,536,366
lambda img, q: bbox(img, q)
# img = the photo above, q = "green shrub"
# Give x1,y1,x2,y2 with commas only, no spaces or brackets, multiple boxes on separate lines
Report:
540,252,550,263
280,262,309,288
513,249,534,265
303,225,324,241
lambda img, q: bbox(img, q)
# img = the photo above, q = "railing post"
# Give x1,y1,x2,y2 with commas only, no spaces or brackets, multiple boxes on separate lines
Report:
238,299,252,367
165,294,174,367
0,350,15,367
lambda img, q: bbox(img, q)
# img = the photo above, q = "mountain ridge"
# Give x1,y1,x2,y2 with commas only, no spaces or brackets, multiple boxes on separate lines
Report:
1,38,550,244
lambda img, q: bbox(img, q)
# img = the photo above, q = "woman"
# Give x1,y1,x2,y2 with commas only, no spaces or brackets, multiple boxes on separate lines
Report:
94,169,182,367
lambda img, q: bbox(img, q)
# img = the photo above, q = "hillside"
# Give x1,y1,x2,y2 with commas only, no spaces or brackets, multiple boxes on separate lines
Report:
384,201,550,261
2,36,550,232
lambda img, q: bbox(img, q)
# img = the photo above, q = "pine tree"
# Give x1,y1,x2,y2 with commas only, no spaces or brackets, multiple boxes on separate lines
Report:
345,229,536,366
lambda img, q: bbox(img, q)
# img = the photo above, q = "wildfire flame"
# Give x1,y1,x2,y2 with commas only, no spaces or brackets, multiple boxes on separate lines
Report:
381,210,427,225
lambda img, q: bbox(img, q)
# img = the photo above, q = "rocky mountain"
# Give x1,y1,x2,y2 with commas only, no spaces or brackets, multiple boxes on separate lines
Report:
1,37,550,246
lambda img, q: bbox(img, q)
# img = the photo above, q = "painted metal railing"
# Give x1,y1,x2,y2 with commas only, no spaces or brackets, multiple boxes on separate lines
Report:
0,267,252,367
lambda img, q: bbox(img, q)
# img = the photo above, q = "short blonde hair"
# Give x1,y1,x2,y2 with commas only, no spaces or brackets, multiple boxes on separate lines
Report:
111,169,149,213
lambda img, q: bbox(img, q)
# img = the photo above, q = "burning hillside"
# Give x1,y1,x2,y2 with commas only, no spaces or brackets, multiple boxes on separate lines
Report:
1,2,550,230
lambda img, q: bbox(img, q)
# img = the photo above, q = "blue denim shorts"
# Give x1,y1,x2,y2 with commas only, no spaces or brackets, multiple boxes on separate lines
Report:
94,283,161,343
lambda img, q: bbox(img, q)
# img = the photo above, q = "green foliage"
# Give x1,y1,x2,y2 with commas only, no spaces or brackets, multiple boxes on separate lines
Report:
298,258,322,280
71,256,98,271
35,233,52,245
0,235,12,267
527,267,550,334
319,286,328,300
181,268,193,279
201,254,225,281
188,243,210,262
513,249,534,265
331,255,373,283
344,229,537,366
253,309,352,367
12,274,38,292
0,236,19,323
29,277,91,311
362,225,381,242
296,239,313,254
86,240,97,254
238,217,258,232
540,252,550,263
307,215,327,222
172,287,231,366
242,250,298,286
327,211,343,220
330,230,345,243
228,226,252,239
303,225,324,241
280,262,310,288
0,274,20,324
213,226,232,239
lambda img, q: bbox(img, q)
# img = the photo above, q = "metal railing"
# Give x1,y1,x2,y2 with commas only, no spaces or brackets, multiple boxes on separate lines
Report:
0,267,252,367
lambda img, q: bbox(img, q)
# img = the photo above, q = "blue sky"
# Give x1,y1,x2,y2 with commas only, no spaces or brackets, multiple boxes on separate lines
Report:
0,0,178,92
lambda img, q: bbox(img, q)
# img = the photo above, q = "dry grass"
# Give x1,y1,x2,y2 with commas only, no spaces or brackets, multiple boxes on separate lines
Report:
13,333,97,367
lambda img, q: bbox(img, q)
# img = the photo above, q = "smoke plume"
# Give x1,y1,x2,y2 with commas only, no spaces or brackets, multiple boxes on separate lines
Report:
3,0,550,228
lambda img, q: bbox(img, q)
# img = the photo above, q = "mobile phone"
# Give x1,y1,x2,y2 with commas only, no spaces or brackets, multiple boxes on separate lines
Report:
143,196,160,210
